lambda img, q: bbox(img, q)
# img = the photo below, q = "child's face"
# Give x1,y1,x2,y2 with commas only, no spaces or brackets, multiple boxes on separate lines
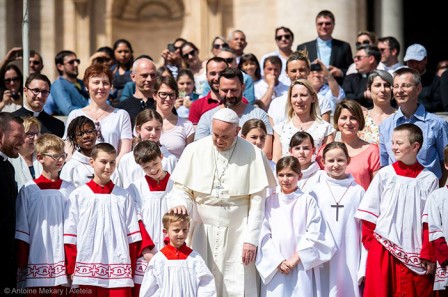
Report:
289,138,315,168
90,151,116,182
38,149,66,173
140,156,164,180
136,120,162,142
242,128,266,149
277,167,302,194
337,108,360,134
165,220,189,249
323,147,349,180
76,123,97,151
391,130,419,163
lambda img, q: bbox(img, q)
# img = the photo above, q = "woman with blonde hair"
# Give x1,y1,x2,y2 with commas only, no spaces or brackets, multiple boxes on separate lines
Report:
272,79,335,162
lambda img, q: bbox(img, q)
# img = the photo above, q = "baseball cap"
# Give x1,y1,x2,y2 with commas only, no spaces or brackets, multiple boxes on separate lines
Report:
403,44,427,62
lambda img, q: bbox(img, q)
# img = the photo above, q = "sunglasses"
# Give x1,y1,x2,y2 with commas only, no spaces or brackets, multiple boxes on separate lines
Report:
65,59,80,65
317,22,332,26
4,77,19,84
224,57,234,64
275,34,291,41
213,43,229,50
355,40,371,47
182,50,196,59
29,60,41,66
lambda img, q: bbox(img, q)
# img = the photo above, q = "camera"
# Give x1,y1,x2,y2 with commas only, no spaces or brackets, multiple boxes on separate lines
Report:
310,63,322,71
11,92,20,100
167,43,176,53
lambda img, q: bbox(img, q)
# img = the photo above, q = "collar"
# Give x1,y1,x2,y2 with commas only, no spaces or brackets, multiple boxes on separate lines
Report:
317,37,332,44
34,174,62,190
23,104,42,117
0,151,9,161
160,243,192,260
72,150,91,165
145,171,170,191
205,92,220,104
87,179,115,194
392,161,424,178
397,104,426,121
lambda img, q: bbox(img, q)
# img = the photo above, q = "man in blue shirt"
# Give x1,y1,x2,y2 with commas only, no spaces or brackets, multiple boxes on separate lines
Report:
379,67,448,186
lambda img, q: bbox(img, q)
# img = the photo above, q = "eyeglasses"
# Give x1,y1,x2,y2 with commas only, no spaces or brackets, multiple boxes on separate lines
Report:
27,88,50,97
25,131,39,139
275,34,291,41
213,43,229,50
378,48,390,53
157,92,177,100
75,129,97,138
4,77,19,84
353,55,368,60
182,50,196,59
224,57,234,64
317,21,332,26
95,122,104,143
355,40,371,47
29,60,41,66
65,59,80,65
392,84,416,90
42,153,68,161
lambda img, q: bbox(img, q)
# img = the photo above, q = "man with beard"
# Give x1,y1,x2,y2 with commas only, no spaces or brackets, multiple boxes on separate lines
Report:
44,50,89,116
0,112,24,291
195,68,273,158
188,57,228,126
13,73,65,137
116,57,157,128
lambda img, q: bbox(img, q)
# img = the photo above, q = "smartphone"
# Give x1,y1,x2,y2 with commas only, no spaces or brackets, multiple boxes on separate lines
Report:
15,50,23,59
310,63,322,71
167,43,176,53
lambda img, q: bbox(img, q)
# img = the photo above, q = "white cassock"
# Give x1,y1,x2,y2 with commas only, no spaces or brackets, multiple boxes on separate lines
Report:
309,173,366,297
255,188,336,297
355,165,438,275
114,145,177,188
60,151,94,187
168,136,277,297
140,244,217,297
64,184,142,288
424,186,448,290
126,174,174,284
298,162,324,194
15,180,75,287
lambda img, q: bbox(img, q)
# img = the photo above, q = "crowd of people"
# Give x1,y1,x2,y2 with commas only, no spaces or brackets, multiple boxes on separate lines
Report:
1,8,448,297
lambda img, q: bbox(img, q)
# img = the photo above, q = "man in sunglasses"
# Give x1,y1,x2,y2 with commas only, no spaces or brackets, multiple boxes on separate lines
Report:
13,73,65,137
297,10,353,86
0,47,43,75
29,51,44,74
260,26,294,87
44,50,89,116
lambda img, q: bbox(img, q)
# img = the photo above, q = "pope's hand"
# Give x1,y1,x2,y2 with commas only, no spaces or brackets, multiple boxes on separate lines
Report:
169,205,188,215
242,243,257,265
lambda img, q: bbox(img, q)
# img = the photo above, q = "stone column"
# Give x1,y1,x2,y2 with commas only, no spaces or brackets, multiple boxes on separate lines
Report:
380,0,403,59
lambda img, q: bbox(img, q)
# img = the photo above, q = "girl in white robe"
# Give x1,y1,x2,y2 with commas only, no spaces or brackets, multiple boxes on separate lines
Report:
60,116,96,187
256,156,336,297
288,131,324,193
115,109,177,188
309,142,366,297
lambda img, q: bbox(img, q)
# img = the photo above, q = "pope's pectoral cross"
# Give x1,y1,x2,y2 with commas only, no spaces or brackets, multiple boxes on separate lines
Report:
331,203,344,221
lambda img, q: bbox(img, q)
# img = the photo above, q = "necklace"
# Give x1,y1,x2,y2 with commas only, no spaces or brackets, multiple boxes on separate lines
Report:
214,139,238,190
326,180,354,222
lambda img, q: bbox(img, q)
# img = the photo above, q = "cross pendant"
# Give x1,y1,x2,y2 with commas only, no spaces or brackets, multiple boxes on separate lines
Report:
331,203,344,221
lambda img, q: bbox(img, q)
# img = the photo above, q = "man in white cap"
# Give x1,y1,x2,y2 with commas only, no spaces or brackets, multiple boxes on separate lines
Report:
168,107,277,297
404,43,443,112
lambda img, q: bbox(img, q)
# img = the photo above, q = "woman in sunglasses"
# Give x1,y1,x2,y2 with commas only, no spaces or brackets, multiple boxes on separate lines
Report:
210,36,228,57
180,41,206,96
0,64,23,112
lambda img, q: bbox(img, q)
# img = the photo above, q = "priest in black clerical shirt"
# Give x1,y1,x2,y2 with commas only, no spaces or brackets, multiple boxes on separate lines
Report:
13,73,65,137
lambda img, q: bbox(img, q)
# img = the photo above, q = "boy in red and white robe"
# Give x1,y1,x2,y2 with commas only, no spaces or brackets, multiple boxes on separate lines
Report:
64,143,154,297
16,134,75,294
355,124,439,297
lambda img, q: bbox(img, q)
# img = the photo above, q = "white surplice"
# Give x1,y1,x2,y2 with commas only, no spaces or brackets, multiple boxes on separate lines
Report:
60,151,94,187
298,162,324,194
126,176,173,284
309,173,366,297
16,180,75,287
256,188,336,297
424,186,448,290
140,245,217,297
64,185,141,288
10,153,42,190
355,165,438,275
168,136,277,297
114,145,177,188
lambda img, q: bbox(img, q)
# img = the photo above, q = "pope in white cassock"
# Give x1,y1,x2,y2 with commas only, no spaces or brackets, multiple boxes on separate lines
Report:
168,108,277,297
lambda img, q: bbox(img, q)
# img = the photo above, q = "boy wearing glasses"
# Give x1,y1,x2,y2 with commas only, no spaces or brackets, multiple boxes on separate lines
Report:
15,133,75,290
